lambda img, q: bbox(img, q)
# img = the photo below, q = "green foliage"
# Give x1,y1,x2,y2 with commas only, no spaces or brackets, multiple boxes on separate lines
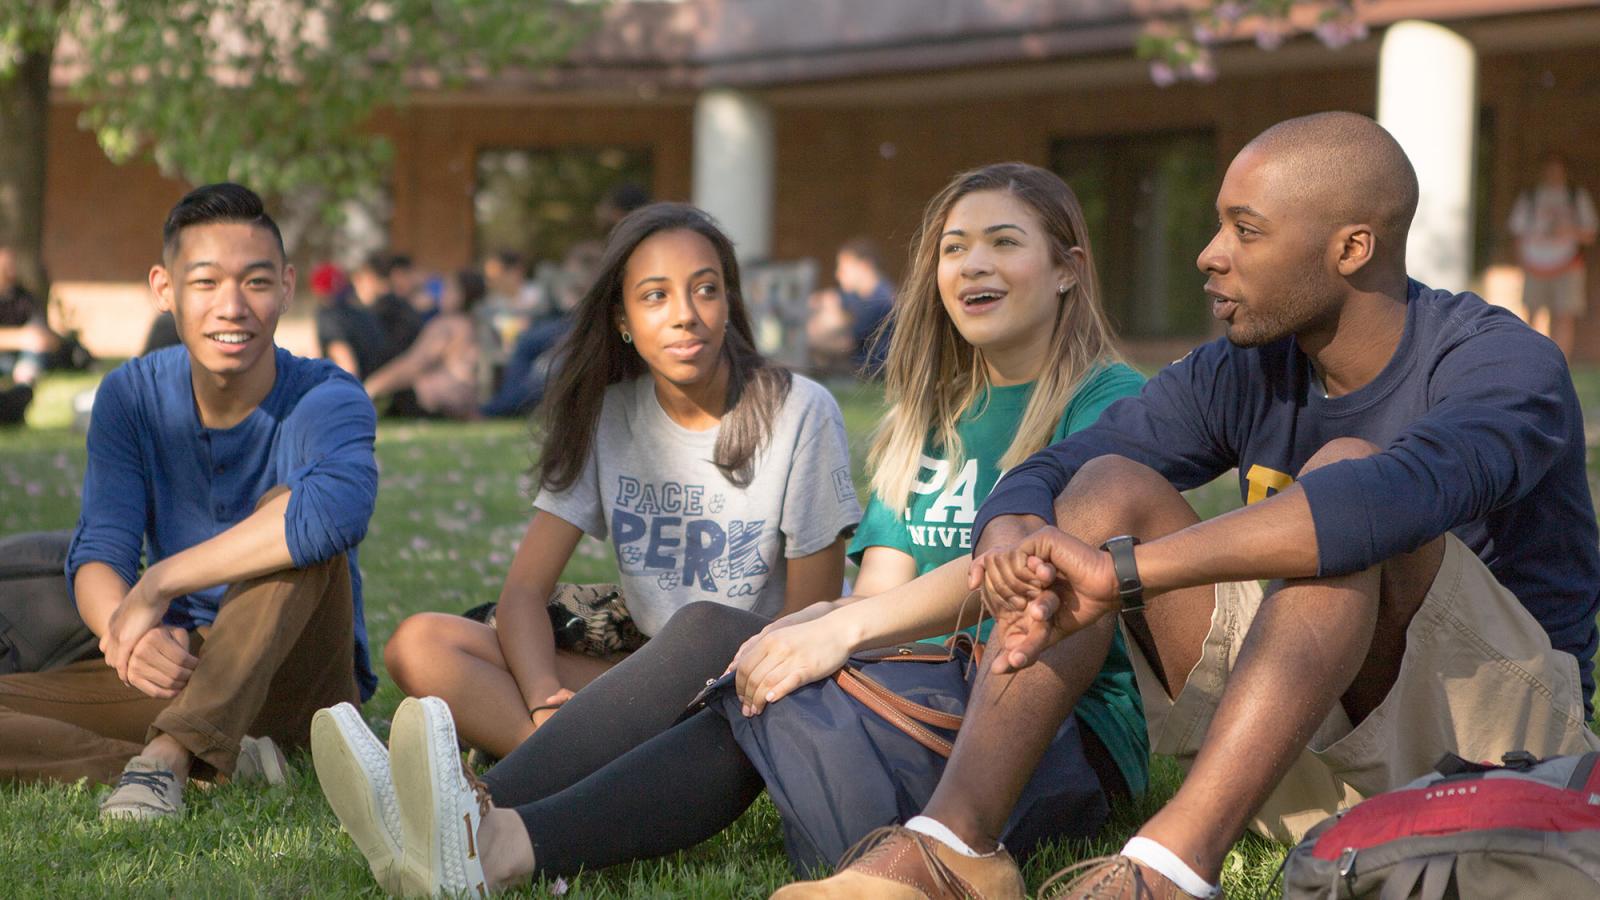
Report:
2,1,593,223
0,2,66,77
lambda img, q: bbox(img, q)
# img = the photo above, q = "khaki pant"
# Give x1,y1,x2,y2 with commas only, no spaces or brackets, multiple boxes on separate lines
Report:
1127,534,1600,843
0,548,361,786
1523,267,1587,316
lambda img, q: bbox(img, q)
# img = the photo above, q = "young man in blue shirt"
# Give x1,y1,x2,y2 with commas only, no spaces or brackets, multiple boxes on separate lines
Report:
777,113,1600,900
0,183,379,821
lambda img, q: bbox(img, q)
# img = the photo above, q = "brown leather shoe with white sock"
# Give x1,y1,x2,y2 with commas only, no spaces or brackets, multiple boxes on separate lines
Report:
1039,855,1193,899
769,826,1026,899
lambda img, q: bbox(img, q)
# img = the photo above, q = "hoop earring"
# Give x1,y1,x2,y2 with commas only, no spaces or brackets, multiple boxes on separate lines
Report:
621,331,633,344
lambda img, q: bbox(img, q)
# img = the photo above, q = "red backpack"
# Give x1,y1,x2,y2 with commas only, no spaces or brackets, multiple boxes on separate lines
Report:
1283,751,1600,898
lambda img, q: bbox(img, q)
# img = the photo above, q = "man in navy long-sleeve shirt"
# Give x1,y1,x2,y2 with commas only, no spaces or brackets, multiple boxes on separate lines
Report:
0,184,379,821
787,114,1600,900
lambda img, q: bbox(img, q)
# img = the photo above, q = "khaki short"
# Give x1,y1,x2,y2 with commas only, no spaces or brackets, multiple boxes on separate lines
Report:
1125,533,1599,843
1522,267,1587,316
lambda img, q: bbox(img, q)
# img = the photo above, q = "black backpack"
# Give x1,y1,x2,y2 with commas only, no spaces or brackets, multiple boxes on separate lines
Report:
0,531,99,675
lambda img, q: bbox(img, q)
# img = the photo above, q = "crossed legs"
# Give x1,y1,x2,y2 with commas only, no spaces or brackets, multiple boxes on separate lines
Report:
920,439,1443,890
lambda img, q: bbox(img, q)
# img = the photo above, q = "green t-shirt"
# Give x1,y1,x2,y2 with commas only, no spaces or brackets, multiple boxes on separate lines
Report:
847,362,1151,796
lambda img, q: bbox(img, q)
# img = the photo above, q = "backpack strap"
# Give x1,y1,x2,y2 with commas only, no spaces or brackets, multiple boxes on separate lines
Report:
1418,855,1456,900
1379,857,1427,900
1565,751,1600,793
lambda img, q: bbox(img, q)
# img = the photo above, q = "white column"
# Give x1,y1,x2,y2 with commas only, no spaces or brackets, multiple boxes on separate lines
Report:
692,88,774,261
1377,20,1477,291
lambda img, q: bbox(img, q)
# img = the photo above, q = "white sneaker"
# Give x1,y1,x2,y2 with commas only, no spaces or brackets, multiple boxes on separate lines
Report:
311,702,404,894
389,696,489,898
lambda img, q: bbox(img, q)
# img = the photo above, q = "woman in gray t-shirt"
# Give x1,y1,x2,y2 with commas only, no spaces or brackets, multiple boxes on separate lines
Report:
383,204,859,759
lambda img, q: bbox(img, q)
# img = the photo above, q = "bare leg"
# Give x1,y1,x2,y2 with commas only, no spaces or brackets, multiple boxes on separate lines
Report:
1527,305,1551,339
1134,438,1443,883
922,454,1219,849
1551,311,1578,361
385,613,615,758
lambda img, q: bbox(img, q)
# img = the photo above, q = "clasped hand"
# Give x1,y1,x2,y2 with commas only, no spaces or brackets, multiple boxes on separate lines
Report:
969,525,1122,675
100,569,194,698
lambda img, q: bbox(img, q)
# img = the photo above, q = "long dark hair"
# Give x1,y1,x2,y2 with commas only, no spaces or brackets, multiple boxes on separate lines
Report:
536,203,792,492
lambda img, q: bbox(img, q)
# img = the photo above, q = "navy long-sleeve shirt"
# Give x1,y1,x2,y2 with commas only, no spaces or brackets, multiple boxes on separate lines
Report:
67,346,381,700
974,281,1600,708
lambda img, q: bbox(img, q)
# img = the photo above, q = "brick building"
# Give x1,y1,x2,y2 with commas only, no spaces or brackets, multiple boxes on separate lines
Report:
41,0,1600,360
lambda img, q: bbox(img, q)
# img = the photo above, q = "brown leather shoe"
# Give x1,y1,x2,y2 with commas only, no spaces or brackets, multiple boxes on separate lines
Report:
769,826,1026,899
1040,854,1193,899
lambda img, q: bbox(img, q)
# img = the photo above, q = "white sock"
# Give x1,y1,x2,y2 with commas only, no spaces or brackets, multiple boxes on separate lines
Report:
1121,836,1221,899
904,816,982,858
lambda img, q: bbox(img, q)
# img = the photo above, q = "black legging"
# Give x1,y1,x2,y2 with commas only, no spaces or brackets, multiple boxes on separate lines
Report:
480,601,769,877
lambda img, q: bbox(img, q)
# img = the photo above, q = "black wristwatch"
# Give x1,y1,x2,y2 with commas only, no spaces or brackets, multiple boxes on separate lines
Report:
1100,535,1144,612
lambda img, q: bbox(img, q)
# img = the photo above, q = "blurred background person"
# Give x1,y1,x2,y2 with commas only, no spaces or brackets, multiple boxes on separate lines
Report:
805,238,894,377
315,261,387,379
1511,152,1598,359
388,253,438,320
480,241,603,419
595,181,652,235
353,251,424,361
0,245,62,423
366,268,488,419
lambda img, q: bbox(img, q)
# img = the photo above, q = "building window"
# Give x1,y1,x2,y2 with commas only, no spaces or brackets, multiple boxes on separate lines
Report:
474,146,652,264
1050,131,1218,339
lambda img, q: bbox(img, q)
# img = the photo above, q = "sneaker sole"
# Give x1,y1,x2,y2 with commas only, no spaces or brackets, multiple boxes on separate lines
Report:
390,696,487,898
311,703,403,893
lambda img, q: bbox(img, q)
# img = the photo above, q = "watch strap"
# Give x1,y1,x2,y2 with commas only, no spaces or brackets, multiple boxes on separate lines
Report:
1101,535,1144,612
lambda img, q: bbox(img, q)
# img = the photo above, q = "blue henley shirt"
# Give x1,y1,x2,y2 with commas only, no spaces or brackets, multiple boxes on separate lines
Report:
66,345,380,700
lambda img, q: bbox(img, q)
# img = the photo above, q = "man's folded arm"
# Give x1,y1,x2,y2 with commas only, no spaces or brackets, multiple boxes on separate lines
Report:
972,346,1238,547
282,378,380,567
1298,333,1572,577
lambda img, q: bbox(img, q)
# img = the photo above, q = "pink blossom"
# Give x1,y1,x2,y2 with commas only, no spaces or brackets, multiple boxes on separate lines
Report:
1255,26,1286,51
1215,2,1245,24
1150,60,1179,87
1188,57,1219,83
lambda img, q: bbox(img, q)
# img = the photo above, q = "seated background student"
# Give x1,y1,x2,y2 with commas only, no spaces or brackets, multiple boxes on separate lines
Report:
804,112,1600,900
0,183,379,820
380,202,859,760
310,163,1146,897
355,252,424,364
479,241,604,419
364,268,486,419
315,264,388,380
805,238,894,377
0,244,62,423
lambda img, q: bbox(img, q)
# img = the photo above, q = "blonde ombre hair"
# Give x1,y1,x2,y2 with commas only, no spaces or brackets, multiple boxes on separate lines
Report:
868,163,1122,514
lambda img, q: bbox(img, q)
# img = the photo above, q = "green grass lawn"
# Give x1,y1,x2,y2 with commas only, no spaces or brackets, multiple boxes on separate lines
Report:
1,366,1592,897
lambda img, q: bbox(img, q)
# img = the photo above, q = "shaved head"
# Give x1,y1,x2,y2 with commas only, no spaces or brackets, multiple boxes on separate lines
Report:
1244,112,1418,264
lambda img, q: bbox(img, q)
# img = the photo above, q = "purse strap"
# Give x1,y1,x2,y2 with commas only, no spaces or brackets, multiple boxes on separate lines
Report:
834,664,962,758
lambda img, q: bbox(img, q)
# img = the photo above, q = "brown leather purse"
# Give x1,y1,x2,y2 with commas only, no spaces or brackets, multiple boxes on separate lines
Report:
831,633,981,759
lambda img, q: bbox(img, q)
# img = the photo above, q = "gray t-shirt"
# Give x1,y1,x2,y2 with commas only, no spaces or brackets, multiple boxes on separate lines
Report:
535,373,861,635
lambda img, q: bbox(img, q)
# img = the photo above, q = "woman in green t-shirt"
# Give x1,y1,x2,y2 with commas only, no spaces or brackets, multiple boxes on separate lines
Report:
310,163,1146,895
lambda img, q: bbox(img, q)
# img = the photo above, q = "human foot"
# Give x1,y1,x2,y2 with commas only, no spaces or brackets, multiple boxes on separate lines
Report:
770,825,1025,899
99,757,184,821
